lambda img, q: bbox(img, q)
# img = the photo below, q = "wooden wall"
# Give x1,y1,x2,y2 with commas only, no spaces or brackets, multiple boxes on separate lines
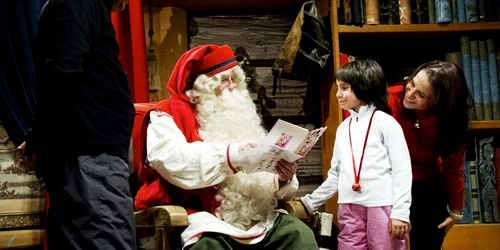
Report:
143,7,188,102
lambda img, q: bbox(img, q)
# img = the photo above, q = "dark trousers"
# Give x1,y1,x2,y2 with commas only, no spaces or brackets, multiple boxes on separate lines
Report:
43,154,137,250
185,214,317,250
409,175,449,250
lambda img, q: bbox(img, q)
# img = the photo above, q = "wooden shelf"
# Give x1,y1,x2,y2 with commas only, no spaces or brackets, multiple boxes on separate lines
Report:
470,120,500,129
337,22,500,34
148,0,309,10
443,223,500,250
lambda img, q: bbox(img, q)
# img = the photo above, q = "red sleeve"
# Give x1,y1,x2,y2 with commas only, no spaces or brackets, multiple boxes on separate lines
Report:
441,143,465,210
388,84,404,94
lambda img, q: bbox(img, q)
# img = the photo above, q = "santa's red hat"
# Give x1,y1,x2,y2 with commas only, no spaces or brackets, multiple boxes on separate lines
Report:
167,44,238,142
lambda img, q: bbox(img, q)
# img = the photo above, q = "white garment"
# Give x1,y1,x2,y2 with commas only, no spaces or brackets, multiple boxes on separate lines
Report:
302,105,412,223
146,110,299,248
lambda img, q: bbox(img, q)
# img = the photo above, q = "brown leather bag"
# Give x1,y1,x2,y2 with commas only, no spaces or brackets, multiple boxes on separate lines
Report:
272,1,332,96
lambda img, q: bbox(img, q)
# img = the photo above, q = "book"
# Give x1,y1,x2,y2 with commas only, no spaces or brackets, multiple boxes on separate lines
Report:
479,40,493,121
435,0,452,23
459,160,474,224
461,36,475,120
471,40,484,120
486,39,499,120
242,119,327,174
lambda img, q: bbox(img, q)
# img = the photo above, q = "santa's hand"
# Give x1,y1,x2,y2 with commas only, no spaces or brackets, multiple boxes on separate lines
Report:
231,144,268,173
275,159,297,182
238,142,258,153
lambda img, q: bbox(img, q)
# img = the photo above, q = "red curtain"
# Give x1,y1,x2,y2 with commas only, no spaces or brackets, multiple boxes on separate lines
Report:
112,2,150,103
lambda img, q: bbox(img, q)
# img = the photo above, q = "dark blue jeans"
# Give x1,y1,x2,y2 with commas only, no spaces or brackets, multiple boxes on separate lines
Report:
44,154,137,250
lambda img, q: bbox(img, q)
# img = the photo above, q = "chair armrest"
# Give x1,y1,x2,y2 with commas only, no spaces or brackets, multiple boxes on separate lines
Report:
281,200,309,220
134,205,189,228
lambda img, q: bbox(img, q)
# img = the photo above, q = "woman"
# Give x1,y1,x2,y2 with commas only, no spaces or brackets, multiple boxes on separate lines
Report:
388,60,473,249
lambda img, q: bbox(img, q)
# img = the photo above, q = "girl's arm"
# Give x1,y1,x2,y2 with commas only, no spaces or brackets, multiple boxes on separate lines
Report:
300,129,342,214
385,118,413,223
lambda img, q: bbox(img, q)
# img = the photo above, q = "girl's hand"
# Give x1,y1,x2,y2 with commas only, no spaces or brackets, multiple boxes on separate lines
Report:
438,216,457,236
389,219,410,239
292,197,313,218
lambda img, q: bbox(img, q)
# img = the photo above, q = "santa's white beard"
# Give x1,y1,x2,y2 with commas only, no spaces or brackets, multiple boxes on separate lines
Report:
215,171,278,231
193,81,278,231
196,87,267,144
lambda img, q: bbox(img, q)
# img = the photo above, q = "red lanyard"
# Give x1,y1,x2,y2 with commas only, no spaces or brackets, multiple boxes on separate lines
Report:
348,109,377,192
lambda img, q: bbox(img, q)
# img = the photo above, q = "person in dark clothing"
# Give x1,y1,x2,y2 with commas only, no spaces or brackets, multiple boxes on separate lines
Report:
19,0,137,249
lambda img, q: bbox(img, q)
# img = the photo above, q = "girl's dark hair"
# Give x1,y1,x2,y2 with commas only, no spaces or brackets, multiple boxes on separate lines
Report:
404,60,473,153
335,59,391,114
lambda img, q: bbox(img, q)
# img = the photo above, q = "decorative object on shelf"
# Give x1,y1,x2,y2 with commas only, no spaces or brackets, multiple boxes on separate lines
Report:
365,0,380,24
0,124,15,154
399,0,412,24
435,0,452,23
477,136,499,223
465,0,479,22
310,212,334,250
0,122,45,230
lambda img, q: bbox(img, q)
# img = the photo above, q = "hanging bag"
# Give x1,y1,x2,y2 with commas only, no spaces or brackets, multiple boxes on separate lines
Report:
272,1,332,96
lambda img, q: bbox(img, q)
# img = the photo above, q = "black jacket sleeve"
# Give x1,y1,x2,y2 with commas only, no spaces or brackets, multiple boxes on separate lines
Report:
27,1,96,155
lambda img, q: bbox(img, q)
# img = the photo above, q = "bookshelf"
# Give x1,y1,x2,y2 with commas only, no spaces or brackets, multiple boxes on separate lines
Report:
321,0,500,249
470,120,500,129
338,22,500,33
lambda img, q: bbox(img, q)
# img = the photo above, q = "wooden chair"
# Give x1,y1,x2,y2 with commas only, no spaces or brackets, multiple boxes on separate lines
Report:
130,103,310,249
134,200,309,250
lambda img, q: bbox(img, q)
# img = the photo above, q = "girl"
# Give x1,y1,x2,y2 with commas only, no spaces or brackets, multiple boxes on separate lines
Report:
388,61,472,249
297,59,412,250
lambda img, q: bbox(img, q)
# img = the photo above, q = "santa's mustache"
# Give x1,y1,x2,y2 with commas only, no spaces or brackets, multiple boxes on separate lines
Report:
215,88,251,109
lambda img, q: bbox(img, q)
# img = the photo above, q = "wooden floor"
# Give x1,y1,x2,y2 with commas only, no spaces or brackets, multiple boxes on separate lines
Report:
442,224,500,250
0,221,498,250
0,229,43,249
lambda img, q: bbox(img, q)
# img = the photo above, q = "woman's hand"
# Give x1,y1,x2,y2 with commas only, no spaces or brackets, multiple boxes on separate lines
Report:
389,219,410,239
438,216,457,236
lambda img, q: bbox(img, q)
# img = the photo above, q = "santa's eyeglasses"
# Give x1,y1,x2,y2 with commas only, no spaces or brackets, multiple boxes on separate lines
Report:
221,77,241,85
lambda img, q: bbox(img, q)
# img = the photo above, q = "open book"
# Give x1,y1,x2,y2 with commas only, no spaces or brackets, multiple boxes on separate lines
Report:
240,119,327,174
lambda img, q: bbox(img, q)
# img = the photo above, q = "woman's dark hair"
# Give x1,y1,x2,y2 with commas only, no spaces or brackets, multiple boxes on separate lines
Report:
335,59,391,114
404,60,473,153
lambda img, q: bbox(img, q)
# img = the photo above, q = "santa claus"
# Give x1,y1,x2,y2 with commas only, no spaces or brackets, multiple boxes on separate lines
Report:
133,44,317,249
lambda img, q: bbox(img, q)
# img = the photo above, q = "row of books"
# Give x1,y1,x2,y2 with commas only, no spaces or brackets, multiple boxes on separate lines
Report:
338,0,500,25
460,136,500,224
445,37,500,121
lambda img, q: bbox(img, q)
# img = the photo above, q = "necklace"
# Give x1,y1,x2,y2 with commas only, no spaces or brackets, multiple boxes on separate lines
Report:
348,109,377,192
415,118,420,129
